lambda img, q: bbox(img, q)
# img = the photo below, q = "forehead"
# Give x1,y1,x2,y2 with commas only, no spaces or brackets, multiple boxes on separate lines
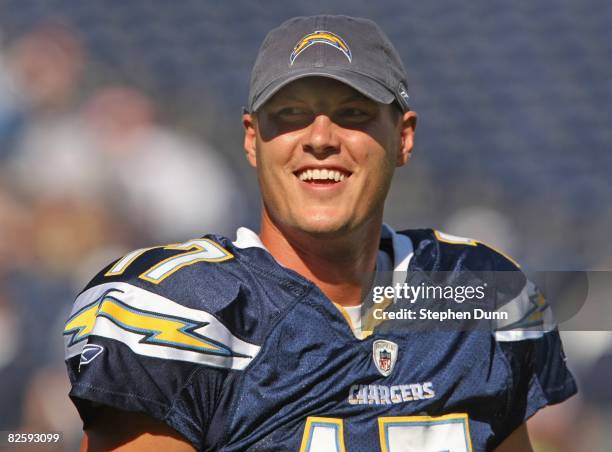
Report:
263,76,373,106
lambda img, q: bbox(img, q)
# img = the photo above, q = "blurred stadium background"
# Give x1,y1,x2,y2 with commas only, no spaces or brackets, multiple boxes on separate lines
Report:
0,0,610,450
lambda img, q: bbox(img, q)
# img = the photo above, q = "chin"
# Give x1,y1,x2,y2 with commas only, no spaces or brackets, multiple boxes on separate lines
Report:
291,213,351,238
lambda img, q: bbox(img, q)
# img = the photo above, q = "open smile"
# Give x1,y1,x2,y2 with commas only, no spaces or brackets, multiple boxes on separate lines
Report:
294,167,352,185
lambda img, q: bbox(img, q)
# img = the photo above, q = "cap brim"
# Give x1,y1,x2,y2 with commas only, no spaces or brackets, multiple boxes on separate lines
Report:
250,68,395,112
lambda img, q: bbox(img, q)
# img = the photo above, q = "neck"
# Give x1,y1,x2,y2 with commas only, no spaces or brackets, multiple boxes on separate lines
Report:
259,209,382,307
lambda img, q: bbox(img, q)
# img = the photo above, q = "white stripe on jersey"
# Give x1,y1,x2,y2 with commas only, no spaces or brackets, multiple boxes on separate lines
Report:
64,281,261,370
494,279,556,342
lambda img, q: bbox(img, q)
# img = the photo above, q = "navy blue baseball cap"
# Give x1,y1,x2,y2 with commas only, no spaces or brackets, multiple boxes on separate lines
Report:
247,15,411,113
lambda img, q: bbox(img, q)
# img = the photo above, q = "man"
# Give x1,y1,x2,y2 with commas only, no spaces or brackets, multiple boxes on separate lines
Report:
64,15,577,451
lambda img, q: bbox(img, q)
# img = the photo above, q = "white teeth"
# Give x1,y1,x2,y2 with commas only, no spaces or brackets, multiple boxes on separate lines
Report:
297,168,347,182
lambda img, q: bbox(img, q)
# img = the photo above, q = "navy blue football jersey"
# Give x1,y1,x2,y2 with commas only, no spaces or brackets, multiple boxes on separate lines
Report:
64,226,577,451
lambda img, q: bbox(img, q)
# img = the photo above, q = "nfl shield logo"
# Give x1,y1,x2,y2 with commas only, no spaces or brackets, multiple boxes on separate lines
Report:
373,340,398,376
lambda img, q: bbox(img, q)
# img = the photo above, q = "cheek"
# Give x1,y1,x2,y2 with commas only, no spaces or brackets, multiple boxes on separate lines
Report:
255,137,298,196
256,140,285,174
348,139,396,203
359,115,402,164
345,133,396,175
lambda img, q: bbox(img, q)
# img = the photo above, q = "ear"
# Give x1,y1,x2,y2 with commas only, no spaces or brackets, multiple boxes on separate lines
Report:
396,111,417,167
242,113,257,168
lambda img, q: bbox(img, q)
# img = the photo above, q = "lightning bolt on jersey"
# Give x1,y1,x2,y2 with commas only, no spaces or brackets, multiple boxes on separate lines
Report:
64,226,577,451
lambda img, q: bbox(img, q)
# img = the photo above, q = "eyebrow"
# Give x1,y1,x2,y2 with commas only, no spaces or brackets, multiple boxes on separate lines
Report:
339,92,370,103
268,93,307,105
340,92,376,104
277,93,305,102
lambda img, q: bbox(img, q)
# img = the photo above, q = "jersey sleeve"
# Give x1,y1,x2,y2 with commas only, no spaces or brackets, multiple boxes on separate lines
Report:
63,265,261,449
493,276,578,442
427,230,578,427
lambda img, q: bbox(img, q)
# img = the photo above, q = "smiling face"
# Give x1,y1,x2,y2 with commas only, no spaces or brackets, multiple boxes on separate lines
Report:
243,77,416,239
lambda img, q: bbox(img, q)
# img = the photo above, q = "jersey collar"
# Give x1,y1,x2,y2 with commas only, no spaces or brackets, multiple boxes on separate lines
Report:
232,224,414,273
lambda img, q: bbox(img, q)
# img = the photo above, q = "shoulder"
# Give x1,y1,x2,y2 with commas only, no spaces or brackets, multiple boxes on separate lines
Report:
398,228,546,333
64,233,308,369
399,228,562,346
398,228,521,272
82,235,238,297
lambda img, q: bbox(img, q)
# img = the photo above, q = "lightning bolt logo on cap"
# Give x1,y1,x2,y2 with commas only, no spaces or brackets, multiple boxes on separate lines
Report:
290,30,351,65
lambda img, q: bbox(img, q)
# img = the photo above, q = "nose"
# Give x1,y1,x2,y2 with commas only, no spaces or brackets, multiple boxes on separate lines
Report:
303,114,340,157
